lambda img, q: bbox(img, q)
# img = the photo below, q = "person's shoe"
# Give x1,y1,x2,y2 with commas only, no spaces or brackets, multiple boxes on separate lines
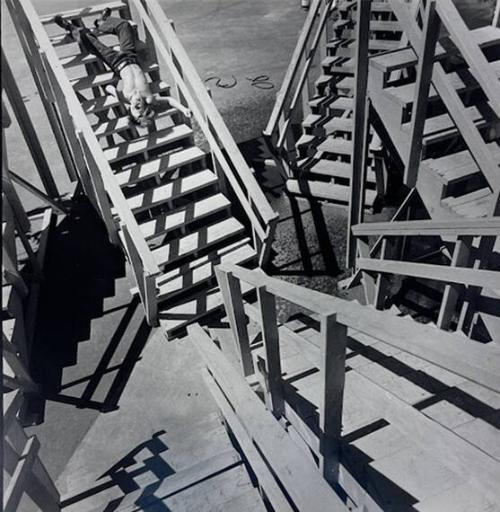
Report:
54,15,73,32
94,7,112,28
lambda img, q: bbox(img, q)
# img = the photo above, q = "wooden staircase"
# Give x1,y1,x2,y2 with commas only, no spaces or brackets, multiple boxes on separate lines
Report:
9,0,278,339
189,264,500,512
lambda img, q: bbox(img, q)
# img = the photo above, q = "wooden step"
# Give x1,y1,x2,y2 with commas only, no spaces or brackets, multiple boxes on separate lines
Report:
441,187,492,208
370,45,446,74
151,217,246,269
329,97,354,112
115,146,206,186
296,133,315,149
450,192,495,219
81,81,170,114
471,25,500,49
427,144,500,187
307,159,376,182
92,108,176,138
302,114,322,130
330,59,356,75
323,116,353,134
159,280,254,338
104,124,192,164
121,169,217,213
61,48,119,69
317,137,353,157
315,74,334,89
40,0,126,24
336,76,354,94
156,239,256,303
139,193,231,241
287,179,376,206
70,64,159,91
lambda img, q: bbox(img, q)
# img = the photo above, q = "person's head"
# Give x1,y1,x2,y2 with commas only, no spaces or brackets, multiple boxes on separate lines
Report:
128,92,155,128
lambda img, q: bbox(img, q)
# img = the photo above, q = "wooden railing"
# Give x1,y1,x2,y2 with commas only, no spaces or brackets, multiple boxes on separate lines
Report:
206,264,500,504
263,0,337,178
2,0,151,325
351,216,500,331
3,391,61,511
127,0,279,267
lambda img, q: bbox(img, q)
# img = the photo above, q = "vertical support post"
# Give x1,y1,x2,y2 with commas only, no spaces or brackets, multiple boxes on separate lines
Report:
347,0,371,268
2,51,59,198
437,236,472,330
144,273,159,327
216,268,254,376
319,313,347,484
357,235,376,304
404,0,440,187
257,286,285,419
494,0,500,27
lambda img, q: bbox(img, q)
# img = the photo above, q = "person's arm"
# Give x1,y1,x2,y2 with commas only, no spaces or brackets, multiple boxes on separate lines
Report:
151,95,191,118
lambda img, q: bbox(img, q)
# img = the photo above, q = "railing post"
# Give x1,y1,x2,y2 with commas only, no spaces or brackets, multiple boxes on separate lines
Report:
437,235,472,330
404,0,440,187
319,312,347,484
257,286,285,419
347,0,371,269
215,268,254,376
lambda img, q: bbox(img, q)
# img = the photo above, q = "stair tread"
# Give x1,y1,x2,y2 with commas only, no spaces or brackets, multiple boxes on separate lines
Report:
71,64,159,91
92,108,176,138
317,137,353,156
287,179,376,205
81,81,169,114
471,25,500,48
104,124,193,164
157,241,256,301
370,45,446,73
336,76,354,91
385,66,500,108
296,133,315,147
330,97,354,111
151,217,245,268
324,116,353,133
121,168,217,213
61,48,119,69
428,144,500,183
159,281,254,336
40,0,125,24
139,193,231,240
308,159,376,182
302,114,322,128
115,146,206,186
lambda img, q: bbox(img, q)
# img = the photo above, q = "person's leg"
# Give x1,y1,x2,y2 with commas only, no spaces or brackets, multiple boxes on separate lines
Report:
97,17,137,56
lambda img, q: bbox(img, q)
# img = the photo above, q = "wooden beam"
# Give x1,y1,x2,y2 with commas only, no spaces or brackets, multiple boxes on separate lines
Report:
436,236,472,330
352,217,500,237
202,369,294,512
356,257,500,289
188,323,348,512
319,314,347,484
257,287,285,419
347,0,371,268
215,269,254,377
404,0,440,187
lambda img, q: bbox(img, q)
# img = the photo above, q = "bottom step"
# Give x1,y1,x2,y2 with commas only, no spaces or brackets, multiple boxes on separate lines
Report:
287,179,376,207
159,281,254,339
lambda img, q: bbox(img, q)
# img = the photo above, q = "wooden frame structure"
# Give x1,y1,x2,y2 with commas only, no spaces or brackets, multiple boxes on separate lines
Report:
190,263,500,510
6,0,278,329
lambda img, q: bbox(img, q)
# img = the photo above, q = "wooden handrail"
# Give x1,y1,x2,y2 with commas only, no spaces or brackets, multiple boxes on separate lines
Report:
130,0,277,238
264,0,332,139
9,0,160,277
218,263,500,392
436,0,500,119
352,217,500,237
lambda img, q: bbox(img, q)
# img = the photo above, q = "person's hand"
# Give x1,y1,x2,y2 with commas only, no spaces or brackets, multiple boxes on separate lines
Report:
182,107,192,118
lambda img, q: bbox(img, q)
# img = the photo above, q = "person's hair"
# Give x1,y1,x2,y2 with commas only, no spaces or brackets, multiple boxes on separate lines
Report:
128,105,155,128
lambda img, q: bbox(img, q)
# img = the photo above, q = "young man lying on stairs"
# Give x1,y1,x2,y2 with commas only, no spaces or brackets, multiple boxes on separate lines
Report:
55,9,191,127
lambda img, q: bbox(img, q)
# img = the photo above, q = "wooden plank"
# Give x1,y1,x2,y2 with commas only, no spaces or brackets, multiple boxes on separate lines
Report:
187,323,348,512
319,314,348,483
215,269,254,377
356,257,500,289
436,236,472,329
202,369,294,512
257,287,285,418
352,217,500,237
40,0,126,23
347,371,500,503
404,0,440,187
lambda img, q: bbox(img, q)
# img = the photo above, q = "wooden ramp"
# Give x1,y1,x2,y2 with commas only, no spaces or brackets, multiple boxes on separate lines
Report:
191,265,500,512
9,0,277,339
